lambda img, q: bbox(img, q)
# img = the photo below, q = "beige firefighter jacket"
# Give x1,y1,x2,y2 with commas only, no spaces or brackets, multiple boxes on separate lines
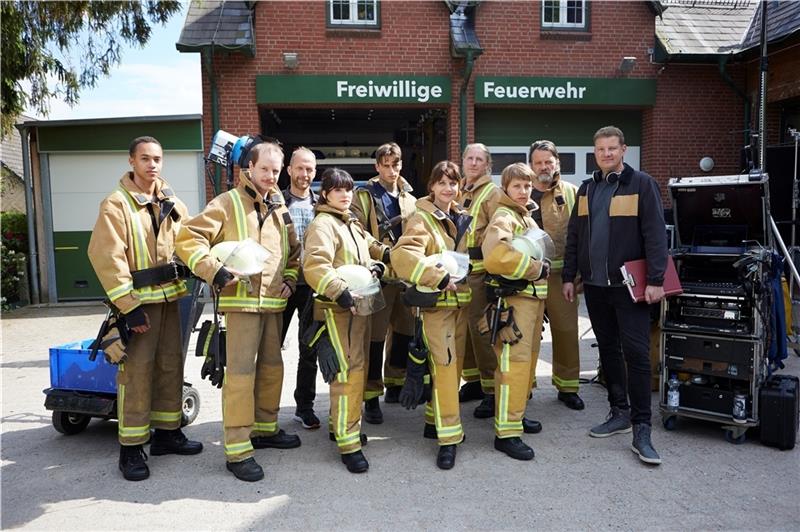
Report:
390,197,472,308
303,203,388,312
482,192,549,299
458,173,503,274
534,176,577,271
351,175,417,246
176,170,301,313
88,173,189,314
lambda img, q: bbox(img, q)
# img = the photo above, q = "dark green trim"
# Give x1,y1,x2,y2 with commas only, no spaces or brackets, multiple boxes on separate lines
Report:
326,0,381,29
38,120,203,152
476,108,643,146
54,231,104,300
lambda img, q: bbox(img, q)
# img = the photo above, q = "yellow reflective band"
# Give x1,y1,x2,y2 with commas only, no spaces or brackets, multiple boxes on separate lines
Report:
384,377,405,386
316,270,337,296
437,425,464,437
418,211,447,252
552,375,580,389
462,368,480,377
550,258,565,270
336,431,361,448
308,324,326,347
225,441,254,456
119,426,151,437
498,383,510,423
409,353,426,365
466,183,496,248
150,410,181,423
563,183,576,212
230,190,248,241
500,342,511,373
218,296,288,311
117,188,150,271
325,309,349,380
118,384,125,428
364,390,382,400
480,377,496,388
471,260,485,273
359,192,371,226
495,420,523,432
337,395,348,439
409,259,426,284
187,248,207,271
254,421,277,433
284,268,298,281
107,281,134,302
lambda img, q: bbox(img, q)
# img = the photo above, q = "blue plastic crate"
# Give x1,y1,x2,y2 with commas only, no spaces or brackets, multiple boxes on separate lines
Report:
49,339,118,394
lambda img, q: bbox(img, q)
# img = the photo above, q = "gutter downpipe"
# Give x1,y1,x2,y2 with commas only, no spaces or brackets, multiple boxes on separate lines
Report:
203,47,221,196
16,124,40,304
718,55,751,147
460,49,476,155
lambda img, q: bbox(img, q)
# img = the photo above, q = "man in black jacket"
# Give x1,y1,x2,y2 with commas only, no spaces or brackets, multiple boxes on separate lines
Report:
562,126,666,465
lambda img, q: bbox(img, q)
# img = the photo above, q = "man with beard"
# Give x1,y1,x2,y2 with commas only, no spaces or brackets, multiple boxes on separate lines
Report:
528,140,584,412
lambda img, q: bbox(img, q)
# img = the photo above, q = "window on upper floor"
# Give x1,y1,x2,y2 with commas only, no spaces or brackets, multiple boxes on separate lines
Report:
541,0,588,30
328,0,380,29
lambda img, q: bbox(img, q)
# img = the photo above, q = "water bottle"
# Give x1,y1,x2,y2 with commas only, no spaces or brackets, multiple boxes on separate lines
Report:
666,374,680,412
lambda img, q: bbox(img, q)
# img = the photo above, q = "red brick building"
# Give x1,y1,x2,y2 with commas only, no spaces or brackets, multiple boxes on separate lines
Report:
177,1,799,202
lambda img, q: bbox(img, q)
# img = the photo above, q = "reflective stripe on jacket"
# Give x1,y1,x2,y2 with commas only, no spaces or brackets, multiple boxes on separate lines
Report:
176,170,301,313
88,173,188,314
535,177,577,271
390,197,472,308
459,174,502,274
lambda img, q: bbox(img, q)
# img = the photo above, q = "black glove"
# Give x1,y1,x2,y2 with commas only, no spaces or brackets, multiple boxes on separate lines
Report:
315,331,341,384
399,351,427,409
213,266,235,289
199,324,226,388
535,258,551,281
124,306,148,329
336,289,355,309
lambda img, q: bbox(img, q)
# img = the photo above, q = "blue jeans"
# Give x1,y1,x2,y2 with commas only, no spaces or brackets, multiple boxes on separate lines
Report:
584,284,653,425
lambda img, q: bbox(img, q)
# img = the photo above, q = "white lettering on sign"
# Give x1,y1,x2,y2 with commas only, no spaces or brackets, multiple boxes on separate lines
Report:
483,81,587,100
336,79,444,102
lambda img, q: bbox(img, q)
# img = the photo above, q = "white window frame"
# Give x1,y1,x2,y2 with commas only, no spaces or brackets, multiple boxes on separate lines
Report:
541,0,587,30
328,0,379,27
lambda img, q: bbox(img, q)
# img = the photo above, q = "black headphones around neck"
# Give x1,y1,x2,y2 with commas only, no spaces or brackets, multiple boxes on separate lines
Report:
592,169,620,184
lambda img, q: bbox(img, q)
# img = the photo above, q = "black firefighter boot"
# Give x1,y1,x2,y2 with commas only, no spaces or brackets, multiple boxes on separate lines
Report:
149,428,204,456
119,444,149,481
363,341,385,424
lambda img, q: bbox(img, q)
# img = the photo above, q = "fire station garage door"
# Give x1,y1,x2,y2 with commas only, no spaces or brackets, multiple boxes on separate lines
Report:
49,151,203,300
476,109,642,187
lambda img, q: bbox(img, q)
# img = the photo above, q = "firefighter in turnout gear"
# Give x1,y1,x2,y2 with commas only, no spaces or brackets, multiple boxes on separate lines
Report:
528,140,584,411
482,163,550,461
351,142,416,423
458,143,504,418
303,168,389,474
176,141,302,482
390,161,472,470
88,136,203,482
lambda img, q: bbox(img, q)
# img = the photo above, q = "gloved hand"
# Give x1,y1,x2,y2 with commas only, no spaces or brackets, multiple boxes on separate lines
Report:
535,258,551,281
336,289,355,309
399,356,427,410
497,306,523,345
315,332,341,384
370,262,385,279
99,314,129,364
477,303,495,336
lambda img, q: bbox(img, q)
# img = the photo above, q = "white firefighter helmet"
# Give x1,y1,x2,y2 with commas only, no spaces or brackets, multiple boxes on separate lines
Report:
210,238,271,276
335,264,385,315
510,227,555,261
335,264,374,291
416,251,469,293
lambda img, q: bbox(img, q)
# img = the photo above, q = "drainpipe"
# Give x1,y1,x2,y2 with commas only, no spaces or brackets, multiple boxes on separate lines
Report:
203,48,221,195
460,49,476,155
15,124,40,304
718,56,751,147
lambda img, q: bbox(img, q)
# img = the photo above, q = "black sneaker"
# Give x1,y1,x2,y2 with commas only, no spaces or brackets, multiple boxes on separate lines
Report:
341,450,369,473
459,381,485,403
589,407,632,438
119,444,149,481
631,424,662,465
522,418,542,434
226,457,264,482
494,436,534,461
293,410,321,430
363,397,384,424
329,432,368,446
436,444,457,470
384,386,402,404
473,394,495,419
557,391,586,410
251,429,301,449
149,428,204,456
423,423,438,439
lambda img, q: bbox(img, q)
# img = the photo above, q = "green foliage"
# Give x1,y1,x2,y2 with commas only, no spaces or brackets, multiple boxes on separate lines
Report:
1,1,181,137
1,211,28,308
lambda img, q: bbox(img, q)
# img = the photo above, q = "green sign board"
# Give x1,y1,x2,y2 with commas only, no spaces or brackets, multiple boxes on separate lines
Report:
475,76,656,106
256,75,452,104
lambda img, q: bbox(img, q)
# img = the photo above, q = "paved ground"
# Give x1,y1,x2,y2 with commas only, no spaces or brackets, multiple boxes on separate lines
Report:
1,301,798,531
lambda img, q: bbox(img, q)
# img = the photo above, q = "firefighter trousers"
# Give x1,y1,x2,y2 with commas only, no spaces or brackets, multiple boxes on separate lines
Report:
529,274,581,393
222,312,284,462
325,307,370,454
365,282,414,398
495,295,544,438
421,307,468,445
117,301,183,445
462,272,497,393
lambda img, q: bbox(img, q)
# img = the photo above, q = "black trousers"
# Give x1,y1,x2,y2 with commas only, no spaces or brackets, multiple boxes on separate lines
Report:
584,284,653,425
281,283,317,412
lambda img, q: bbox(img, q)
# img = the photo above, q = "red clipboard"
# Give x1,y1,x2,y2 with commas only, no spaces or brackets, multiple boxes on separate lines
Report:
620,256,682,303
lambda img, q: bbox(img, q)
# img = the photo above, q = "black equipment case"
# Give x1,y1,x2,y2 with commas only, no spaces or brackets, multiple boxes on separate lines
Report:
758,374,799,450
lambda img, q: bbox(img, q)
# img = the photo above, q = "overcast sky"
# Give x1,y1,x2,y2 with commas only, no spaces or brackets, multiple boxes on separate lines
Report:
25,4,201,121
